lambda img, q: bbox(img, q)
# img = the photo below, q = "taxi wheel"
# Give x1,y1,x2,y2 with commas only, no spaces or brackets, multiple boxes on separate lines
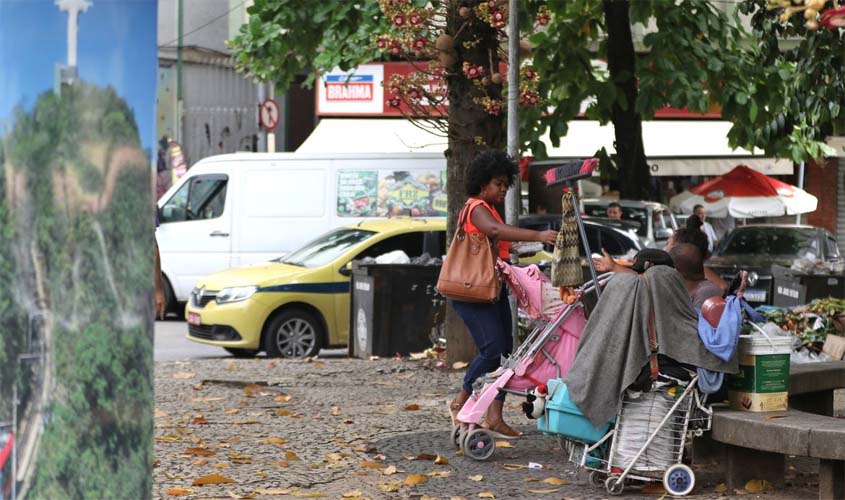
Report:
263,309,323,359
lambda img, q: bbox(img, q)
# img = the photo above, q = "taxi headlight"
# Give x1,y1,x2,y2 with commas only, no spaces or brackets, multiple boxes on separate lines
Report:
215,286,258,304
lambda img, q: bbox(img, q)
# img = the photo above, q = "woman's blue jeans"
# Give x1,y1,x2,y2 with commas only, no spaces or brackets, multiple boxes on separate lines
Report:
451,287,513,401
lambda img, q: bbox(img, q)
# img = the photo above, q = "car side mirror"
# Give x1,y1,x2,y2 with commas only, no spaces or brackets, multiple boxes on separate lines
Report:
655,228,673,240
339,262,353,277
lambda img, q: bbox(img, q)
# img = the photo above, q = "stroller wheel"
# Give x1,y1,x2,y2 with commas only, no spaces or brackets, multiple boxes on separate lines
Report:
462,428,496,461
663,464,695,496
450,424,463,448
589,471,606,487
605,475,624,496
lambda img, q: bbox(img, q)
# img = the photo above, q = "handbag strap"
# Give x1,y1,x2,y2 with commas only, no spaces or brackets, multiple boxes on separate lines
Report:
639,274,660,382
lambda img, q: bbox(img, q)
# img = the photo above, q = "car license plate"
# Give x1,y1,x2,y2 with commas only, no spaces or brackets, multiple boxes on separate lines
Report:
744,289,767,302
188,312,201,326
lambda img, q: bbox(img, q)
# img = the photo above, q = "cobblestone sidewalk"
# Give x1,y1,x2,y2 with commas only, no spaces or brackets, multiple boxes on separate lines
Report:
154,358,819,500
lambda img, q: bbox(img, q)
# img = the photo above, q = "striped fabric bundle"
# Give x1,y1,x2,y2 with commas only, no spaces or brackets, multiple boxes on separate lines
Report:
552,191,583,288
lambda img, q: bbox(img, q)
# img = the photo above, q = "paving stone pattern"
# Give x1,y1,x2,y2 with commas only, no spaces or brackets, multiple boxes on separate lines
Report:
154,358,821,500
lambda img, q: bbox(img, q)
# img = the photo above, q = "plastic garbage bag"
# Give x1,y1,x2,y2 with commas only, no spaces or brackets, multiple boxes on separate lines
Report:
790,349,833,364
374,250,410,264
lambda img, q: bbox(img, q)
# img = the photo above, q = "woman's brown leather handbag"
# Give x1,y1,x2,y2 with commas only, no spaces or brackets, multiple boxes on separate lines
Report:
436,201,501,303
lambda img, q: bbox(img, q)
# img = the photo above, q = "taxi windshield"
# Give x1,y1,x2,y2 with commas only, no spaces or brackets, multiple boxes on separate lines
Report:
278,228,376,268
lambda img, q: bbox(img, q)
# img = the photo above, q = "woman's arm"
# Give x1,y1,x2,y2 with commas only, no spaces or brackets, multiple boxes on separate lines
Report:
470,205,557,245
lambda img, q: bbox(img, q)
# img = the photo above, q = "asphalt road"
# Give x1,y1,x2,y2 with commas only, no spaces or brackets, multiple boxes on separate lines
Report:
154,319,347,361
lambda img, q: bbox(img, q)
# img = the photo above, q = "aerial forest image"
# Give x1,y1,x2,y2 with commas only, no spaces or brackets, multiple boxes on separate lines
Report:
0,1,157,497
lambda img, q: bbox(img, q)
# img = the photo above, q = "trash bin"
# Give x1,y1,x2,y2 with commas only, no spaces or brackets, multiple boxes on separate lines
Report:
349,263,445,358
772,265,845,307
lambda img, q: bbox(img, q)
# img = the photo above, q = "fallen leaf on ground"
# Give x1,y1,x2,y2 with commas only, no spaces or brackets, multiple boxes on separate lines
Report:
541,477,568,485
292,492,326,498
228,492,257,499
192,416,209,425
275,394,292,403
494,441,514,448
427,470,452,478
744,479,773,493
258,437,288,446
404,474,428,485
224,408,241,414
342,490,362,498
434,455,449,465
405,453,438,461
166,487,196,496
452,361,469,369
359,461,386,469
451,497,468,500
192,473,236,485
501,464,528,471
331,406,341,416
382,465,398,475
214,462,231,469
233,420,259,425
715,483,728,493
183,447,216,457
478,492,495,498
404,404,420,411
275,409,294,417
285,451,301,461
189,396,224,403
378,482,401,492
155,408,169,418
640,484,666,494
190,458,209,466
468,475,483,481
271,461,289,467
173,372,195,379
527,488,560,494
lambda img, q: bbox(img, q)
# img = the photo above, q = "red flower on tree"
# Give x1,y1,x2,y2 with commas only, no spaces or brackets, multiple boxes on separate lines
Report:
388,97,401,108
393,14,405,27
413,37,427,50
463,62,485,79
409,13,423,25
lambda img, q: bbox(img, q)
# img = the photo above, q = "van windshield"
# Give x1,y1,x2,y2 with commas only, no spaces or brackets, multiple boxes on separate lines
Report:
278,228,376,268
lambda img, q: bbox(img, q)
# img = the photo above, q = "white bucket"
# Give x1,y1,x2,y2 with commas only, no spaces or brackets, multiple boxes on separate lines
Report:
729,332,793,412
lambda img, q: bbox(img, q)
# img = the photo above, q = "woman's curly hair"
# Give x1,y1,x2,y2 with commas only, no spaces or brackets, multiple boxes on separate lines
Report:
465,150,518,197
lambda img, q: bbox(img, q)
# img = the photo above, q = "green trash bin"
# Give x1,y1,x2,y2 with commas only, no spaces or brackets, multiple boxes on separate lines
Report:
349,263,445,358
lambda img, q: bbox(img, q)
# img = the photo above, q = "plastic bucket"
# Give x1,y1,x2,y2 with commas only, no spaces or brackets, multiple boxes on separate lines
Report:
728,334,792,412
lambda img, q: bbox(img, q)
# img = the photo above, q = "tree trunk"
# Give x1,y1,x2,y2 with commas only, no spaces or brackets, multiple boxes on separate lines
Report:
444,0,505,363
604,0,650,199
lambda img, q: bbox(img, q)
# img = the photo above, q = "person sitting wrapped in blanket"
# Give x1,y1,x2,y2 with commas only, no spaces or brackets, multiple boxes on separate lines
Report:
562,261,737,428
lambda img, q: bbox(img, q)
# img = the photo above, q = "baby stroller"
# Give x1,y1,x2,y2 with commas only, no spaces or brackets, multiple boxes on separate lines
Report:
451,260,609,461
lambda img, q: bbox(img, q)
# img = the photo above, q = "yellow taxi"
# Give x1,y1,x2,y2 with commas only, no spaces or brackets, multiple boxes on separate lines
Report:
185,218,446,358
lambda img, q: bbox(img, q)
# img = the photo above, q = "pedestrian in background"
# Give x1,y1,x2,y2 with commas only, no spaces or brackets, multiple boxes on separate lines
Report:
448,150,557,438
693,204,718,253
606,202,623,220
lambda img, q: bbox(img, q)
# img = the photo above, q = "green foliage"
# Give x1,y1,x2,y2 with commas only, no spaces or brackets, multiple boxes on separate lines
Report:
229,0,387,89
3,82,153,498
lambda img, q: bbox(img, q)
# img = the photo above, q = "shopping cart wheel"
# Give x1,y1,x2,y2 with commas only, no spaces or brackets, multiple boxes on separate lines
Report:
589,471,606,487
605,475,624,496
450,424,462,448
663,463,695,496
462,428,496,461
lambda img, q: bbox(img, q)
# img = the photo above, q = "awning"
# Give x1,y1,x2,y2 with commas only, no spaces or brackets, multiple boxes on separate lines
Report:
297,118,793,176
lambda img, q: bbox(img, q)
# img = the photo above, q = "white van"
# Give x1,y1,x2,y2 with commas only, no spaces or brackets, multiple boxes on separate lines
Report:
156,152,447,307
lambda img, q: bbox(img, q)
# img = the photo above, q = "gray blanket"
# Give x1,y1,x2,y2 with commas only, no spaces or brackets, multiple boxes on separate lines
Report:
563,266,737,427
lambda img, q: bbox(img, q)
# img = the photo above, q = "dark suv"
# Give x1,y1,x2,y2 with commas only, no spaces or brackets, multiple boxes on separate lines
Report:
707,225,842,304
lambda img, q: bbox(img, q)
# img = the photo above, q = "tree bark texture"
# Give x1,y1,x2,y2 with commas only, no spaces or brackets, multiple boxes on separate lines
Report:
603,0,650,199
444,0,505,363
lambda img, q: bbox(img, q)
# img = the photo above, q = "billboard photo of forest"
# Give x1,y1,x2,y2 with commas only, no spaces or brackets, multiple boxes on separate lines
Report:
0,1,157,498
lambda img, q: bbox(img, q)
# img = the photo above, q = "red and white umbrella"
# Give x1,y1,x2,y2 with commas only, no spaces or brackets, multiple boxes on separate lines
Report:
669,165,818,218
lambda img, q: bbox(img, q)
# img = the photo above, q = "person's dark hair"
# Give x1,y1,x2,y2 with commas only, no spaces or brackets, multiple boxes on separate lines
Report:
686,213,703,230
693,204,704,212
673,226,710,259
608,202,622,210
670,243,705,281
465,150,518,196
631,248,674,273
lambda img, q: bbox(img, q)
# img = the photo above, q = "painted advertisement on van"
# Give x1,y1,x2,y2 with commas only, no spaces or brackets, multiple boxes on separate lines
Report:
336,169,447,218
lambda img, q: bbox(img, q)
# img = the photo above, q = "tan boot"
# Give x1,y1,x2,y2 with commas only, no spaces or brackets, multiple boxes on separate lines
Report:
482,399,522,438
448,389,469,426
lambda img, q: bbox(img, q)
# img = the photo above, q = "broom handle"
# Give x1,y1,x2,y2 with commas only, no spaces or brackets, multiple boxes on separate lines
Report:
569,181,601,300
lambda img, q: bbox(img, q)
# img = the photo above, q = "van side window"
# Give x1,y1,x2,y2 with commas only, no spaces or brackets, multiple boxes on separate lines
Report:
161,175,228,223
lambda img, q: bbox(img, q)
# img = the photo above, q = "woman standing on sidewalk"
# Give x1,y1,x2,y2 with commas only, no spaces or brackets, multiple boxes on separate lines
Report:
448,150,557,438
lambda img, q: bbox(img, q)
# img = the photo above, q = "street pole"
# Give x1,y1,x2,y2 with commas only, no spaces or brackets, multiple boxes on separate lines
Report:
11,384,16,500
506,0,519,347
257,82,266,152
176,0,183,143
796,160,805,224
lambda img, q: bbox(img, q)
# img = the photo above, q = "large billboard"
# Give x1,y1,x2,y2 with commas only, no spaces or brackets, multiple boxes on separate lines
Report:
0,0,157,497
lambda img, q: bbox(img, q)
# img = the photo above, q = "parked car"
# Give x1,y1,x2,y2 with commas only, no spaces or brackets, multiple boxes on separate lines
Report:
707,225,842,305
185,218,446,358
518,214,643,263
581,199,678,248
157,152,446,311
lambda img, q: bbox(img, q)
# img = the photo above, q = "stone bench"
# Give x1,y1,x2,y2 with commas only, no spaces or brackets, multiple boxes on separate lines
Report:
710,361,845,499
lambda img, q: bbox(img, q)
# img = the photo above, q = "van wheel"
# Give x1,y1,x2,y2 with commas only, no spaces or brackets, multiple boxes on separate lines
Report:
161,274,175,316
224,348,259,358
263,309,323,359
